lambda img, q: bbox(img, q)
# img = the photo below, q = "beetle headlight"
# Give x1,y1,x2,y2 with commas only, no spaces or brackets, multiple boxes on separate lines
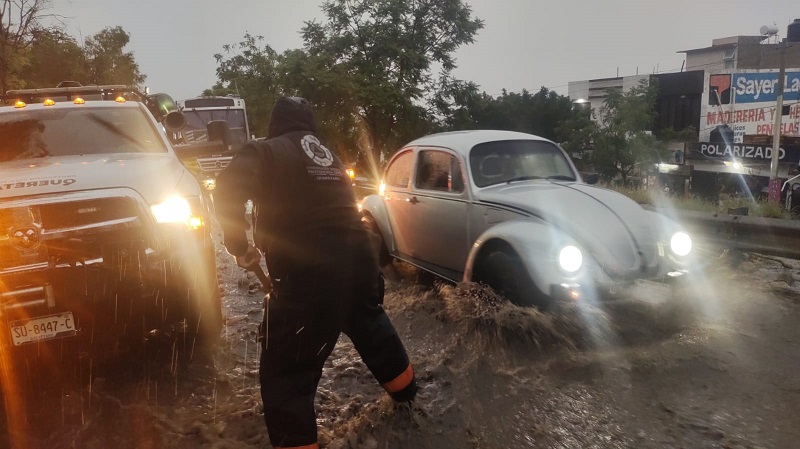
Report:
559,245,583,273
151,196,204,229
670,232,692,257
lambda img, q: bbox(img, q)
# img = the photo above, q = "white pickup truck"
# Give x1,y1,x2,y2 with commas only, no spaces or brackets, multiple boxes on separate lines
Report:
0,85,221,364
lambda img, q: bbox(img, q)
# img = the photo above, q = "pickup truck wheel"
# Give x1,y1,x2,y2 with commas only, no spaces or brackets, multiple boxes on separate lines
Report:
481,250,548,309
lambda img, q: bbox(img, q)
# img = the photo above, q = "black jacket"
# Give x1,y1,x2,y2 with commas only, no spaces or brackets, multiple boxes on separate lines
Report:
216,98,364,278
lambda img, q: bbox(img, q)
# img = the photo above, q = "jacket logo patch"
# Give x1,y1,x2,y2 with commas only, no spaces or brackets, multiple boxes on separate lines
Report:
301,135,334,167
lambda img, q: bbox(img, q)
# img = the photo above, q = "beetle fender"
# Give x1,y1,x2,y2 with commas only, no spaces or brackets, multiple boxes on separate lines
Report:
360,194,396,254
464,219,581,295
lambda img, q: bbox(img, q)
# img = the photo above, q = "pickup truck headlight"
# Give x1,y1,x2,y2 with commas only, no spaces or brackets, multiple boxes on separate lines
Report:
670,232,692,257
559,245,583,273
151,196,204,230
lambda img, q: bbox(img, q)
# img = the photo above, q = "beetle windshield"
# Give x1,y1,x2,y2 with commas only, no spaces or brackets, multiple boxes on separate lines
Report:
0,106,167,162
469,140,576,188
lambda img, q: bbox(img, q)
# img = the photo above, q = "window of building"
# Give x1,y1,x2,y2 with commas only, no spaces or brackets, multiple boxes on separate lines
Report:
723,47,736,68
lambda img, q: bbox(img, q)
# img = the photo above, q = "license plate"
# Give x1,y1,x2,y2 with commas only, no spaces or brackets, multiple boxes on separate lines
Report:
632,279,673,305
10,312,77,346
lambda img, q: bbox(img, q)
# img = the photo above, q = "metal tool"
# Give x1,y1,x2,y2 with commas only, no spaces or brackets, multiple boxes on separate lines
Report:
251,264,272,293
250,263,272,349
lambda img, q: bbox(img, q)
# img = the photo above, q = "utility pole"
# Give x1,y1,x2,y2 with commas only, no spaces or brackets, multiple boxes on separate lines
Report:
768,40,786,203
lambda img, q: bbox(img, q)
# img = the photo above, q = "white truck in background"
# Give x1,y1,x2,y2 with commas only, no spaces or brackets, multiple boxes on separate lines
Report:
174,96,253,187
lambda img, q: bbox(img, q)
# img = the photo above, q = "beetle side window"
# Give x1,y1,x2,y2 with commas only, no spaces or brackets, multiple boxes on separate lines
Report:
415,150,464,193
385,150,414,188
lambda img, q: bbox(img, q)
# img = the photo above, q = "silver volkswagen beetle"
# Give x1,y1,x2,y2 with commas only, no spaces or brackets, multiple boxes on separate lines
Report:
361,130,693,308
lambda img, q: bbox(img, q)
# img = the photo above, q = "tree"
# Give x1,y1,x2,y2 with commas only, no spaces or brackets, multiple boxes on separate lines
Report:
0,0,54,92
446,86,575,141
300,0,484,159
204,33,282,138
556,103,596,164
590,79,663,183
24,29,85,87
83,26,145,87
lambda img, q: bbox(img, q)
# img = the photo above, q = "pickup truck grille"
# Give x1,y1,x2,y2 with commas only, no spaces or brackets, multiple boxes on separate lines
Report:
38,197,141,230
0,190,155,273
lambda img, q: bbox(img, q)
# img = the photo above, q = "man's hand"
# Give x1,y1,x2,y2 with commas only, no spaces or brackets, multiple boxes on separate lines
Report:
235,245,262,270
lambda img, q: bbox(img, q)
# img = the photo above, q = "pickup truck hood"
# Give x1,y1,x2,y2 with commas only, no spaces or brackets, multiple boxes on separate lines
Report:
0,153,187,204
476,181,664,274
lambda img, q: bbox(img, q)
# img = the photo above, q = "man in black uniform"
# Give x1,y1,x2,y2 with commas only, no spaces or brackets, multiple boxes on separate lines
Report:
215,97,417,449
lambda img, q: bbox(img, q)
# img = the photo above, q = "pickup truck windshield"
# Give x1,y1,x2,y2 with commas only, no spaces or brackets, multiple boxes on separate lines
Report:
470,140,576,188
0,107,167,162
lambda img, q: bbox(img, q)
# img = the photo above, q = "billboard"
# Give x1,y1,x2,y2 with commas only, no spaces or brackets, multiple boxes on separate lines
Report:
701,70,800,143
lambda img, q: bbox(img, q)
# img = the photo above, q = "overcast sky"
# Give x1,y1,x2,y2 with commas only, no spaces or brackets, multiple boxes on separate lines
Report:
50,0,798,101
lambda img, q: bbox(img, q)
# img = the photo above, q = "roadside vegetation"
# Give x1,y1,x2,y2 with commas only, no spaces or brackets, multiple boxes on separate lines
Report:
605,184,795,219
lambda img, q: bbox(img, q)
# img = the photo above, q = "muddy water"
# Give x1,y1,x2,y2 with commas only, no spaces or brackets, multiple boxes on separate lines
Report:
2,237,800,449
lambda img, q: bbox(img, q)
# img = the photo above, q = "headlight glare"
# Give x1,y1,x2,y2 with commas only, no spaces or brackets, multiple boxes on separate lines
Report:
151,196,192,224
670,232,692,257
559,245,583,273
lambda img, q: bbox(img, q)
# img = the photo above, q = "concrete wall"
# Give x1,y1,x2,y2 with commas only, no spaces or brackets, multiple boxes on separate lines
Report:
568,75,649,124
686,48,728,72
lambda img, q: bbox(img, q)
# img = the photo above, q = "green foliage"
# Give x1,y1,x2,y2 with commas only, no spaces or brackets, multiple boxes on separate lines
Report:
25,29,86,87
0,0,52,92
83,26,146,87
1,4,145,94
556,104,596,163
589,79,664,182
205,33,281,138
659,126,699,143
607,184,795,219
207,0,483,168
446,86,575,142
300,0,484,159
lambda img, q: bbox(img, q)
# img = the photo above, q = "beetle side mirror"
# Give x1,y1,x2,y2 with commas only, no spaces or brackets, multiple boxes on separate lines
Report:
207,120,231,150
584,174,599,185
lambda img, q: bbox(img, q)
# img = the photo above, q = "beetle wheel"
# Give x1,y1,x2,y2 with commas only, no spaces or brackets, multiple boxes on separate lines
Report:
481,250,548,309
362,214,392,267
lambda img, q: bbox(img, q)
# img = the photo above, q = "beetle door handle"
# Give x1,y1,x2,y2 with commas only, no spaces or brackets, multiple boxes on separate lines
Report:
406,196,420,204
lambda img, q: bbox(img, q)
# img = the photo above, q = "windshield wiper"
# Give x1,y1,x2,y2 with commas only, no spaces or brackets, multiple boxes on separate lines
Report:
546,175,576,181
87,114,141,148
505,175,543,184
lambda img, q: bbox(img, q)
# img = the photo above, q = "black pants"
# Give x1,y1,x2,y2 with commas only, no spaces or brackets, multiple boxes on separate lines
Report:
259,264,415,448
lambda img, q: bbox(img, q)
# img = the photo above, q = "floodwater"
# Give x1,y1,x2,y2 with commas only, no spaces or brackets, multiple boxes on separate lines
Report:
2,233,800,449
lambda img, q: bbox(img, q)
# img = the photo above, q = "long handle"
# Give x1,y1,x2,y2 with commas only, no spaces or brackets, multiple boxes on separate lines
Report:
250,263,272,350
251,264,272,292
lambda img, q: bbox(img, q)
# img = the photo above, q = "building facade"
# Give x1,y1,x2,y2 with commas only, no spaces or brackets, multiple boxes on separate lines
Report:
568,33,800,202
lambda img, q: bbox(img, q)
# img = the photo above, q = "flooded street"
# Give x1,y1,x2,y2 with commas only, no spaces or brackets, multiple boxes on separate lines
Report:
2,232,800,449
